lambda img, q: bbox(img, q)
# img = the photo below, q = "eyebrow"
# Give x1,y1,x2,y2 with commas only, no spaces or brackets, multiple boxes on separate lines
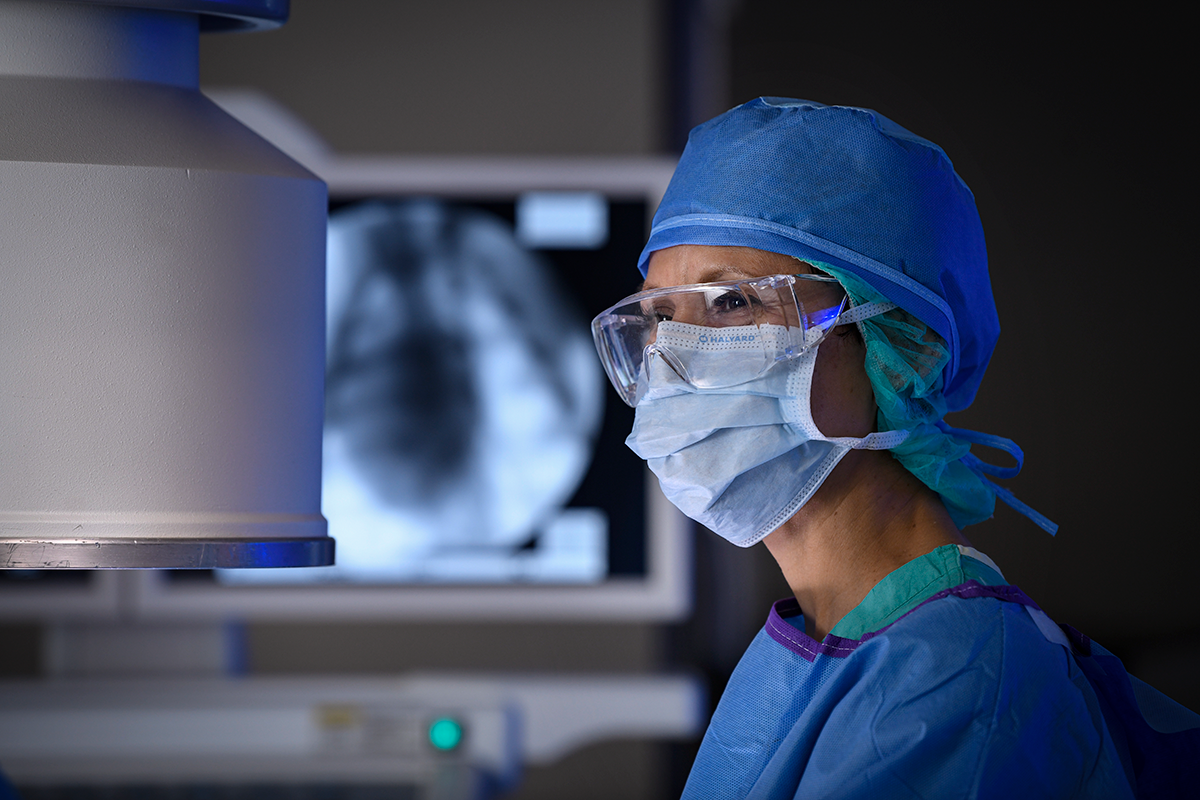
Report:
640,264,757,292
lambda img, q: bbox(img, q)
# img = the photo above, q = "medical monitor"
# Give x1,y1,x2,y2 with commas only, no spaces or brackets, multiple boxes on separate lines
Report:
124,154,692,622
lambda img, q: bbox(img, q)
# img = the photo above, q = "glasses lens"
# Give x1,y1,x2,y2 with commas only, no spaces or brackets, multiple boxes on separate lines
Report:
791,276,848,330
592,300,656,406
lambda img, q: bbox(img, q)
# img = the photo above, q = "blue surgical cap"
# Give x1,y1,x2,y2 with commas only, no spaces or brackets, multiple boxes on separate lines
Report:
641,98,1056,533
639,97,997,413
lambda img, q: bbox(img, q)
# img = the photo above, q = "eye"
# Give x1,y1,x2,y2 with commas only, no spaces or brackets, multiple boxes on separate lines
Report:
641,301,674,323
710,291,750,314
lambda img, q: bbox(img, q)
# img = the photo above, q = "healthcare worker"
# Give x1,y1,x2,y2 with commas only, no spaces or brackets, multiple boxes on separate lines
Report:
591,98,1200,798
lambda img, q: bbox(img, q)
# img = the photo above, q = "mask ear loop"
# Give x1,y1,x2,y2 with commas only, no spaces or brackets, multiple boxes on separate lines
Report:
785,296,912,451
794,298,895,351
791,298,911,450
836,300,897,326
938,421,1059,535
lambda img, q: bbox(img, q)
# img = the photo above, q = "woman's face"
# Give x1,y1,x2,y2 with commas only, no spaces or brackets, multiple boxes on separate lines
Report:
644,245,876,438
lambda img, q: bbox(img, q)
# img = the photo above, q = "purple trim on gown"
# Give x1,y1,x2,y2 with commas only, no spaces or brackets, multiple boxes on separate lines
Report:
765,580,1039,662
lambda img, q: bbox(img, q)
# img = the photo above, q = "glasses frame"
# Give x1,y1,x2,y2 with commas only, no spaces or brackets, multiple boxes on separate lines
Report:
592,273,848,407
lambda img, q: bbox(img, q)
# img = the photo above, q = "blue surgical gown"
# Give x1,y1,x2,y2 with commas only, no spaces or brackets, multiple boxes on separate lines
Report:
681,545,1200,799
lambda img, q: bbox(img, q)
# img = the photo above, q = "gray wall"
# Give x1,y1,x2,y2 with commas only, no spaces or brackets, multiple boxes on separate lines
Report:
200,0,664,154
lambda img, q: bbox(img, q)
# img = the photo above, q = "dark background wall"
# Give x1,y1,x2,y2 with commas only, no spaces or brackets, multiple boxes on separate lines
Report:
719,3,1194,685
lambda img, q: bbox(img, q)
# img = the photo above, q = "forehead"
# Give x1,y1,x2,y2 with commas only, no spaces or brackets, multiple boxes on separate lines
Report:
643,245,818,289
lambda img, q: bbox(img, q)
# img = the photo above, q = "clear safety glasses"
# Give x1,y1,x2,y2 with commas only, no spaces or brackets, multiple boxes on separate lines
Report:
591,273,849,407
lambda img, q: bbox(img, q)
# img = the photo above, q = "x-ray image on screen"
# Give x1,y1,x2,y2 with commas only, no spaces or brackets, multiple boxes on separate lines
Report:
223,199,607,584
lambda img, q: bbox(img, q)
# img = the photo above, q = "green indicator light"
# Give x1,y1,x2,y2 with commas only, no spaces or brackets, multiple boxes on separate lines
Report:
428,717,464,751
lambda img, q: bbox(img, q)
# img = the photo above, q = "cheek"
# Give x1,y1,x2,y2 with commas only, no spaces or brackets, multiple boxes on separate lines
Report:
809,330,876,438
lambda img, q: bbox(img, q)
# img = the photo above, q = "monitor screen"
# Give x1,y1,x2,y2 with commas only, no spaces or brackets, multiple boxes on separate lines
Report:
225,192,645,585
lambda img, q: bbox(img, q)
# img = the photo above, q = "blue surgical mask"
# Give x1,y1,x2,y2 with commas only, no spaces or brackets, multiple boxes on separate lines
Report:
626,321,907,547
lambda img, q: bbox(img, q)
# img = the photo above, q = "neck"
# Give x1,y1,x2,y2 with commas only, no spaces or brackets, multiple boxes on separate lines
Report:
763,448,969,641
